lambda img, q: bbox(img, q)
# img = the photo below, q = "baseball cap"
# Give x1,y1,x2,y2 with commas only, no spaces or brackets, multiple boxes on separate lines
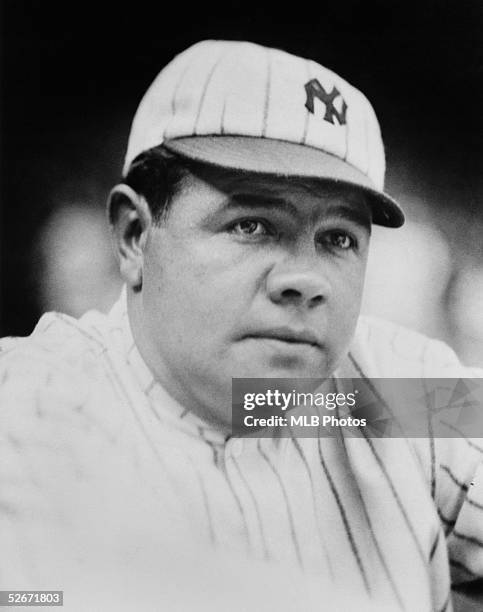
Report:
123,40,404,228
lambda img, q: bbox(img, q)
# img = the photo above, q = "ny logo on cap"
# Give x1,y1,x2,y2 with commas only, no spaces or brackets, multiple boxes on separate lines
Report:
304,79,348,126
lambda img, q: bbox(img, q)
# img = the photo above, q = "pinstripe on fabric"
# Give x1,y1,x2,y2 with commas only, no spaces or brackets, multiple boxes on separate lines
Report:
336,432,405,608
257,438,303,567
467,497,483,512
290,436,335,579
441,422,483,453
193,53,224,135
261,48,272,138
301,60,312,145
230,455,270,560
316,434,371,592
430,531,441,561
162,62,195,141
441,464,470,492
362,434,427,564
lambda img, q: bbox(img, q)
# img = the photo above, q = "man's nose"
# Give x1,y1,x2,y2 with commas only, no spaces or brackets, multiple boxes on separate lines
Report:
266,260,330,309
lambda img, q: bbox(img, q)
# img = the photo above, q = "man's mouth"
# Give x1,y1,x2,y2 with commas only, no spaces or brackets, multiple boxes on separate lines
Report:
243,327,321,348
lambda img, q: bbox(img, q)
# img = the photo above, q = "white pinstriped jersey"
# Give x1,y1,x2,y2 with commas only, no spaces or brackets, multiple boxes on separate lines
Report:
1,291,482,611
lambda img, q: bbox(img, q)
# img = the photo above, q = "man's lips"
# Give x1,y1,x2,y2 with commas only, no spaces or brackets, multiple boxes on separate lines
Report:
242,327,322,348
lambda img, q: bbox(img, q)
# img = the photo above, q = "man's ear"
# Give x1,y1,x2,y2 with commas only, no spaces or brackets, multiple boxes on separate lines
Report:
107,184,153,291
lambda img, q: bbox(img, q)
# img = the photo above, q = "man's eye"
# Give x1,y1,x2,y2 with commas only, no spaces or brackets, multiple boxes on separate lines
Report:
231,219,269,236
322,231,357,251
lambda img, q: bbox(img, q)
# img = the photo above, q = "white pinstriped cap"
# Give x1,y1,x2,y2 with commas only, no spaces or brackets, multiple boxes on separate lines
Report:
124,40,404,227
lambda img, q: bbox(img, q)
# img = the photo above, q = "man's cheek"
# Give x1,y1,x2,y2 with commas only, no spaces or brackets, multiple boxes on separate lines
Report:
333,275,364,309
328,284,363,342
345,271,366,308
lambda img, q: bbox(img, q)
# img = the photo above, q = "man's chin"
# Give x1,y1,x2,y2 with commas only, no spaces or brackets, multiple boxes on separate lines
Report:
231,354,333,379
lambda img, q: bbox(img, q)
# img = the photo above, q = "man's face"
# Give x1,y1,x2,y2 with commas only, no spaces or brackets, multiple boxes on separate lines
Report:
133,166,371,427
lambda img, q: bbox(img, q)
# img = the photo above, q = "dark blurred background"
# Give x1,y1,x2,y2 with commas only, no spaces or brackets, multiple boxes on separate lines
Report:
1,0,483,365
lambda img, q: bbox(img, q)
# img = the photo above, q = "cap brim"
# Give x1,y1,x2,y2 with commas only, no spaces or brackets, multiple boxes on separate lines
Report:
164,136,404,228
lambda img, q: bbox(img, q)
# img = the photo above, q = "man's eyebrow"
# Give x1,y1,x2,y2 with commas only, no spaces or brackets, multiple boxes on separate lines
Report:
222,194,300,217
323,203,372,232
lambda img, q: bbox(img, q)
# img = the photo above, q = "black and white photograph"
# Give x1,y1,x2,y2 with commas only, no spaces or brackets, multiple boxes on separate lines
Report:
1,2,483,610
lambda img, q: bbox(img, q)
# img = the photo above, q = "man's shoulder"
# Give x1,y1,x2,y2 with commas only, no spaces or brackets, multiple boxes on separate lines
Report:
0,308,131,455
352,315,482,378
0,310,114,407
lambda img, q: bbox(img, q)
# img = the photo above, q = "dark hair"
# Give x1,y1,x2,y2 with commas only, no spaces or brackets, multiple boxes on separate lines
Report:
122,145,194,223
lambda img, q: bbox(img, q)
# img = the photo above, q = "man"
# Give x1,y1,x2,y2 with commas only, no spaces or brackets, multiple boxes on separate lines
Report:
1,40,482,611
